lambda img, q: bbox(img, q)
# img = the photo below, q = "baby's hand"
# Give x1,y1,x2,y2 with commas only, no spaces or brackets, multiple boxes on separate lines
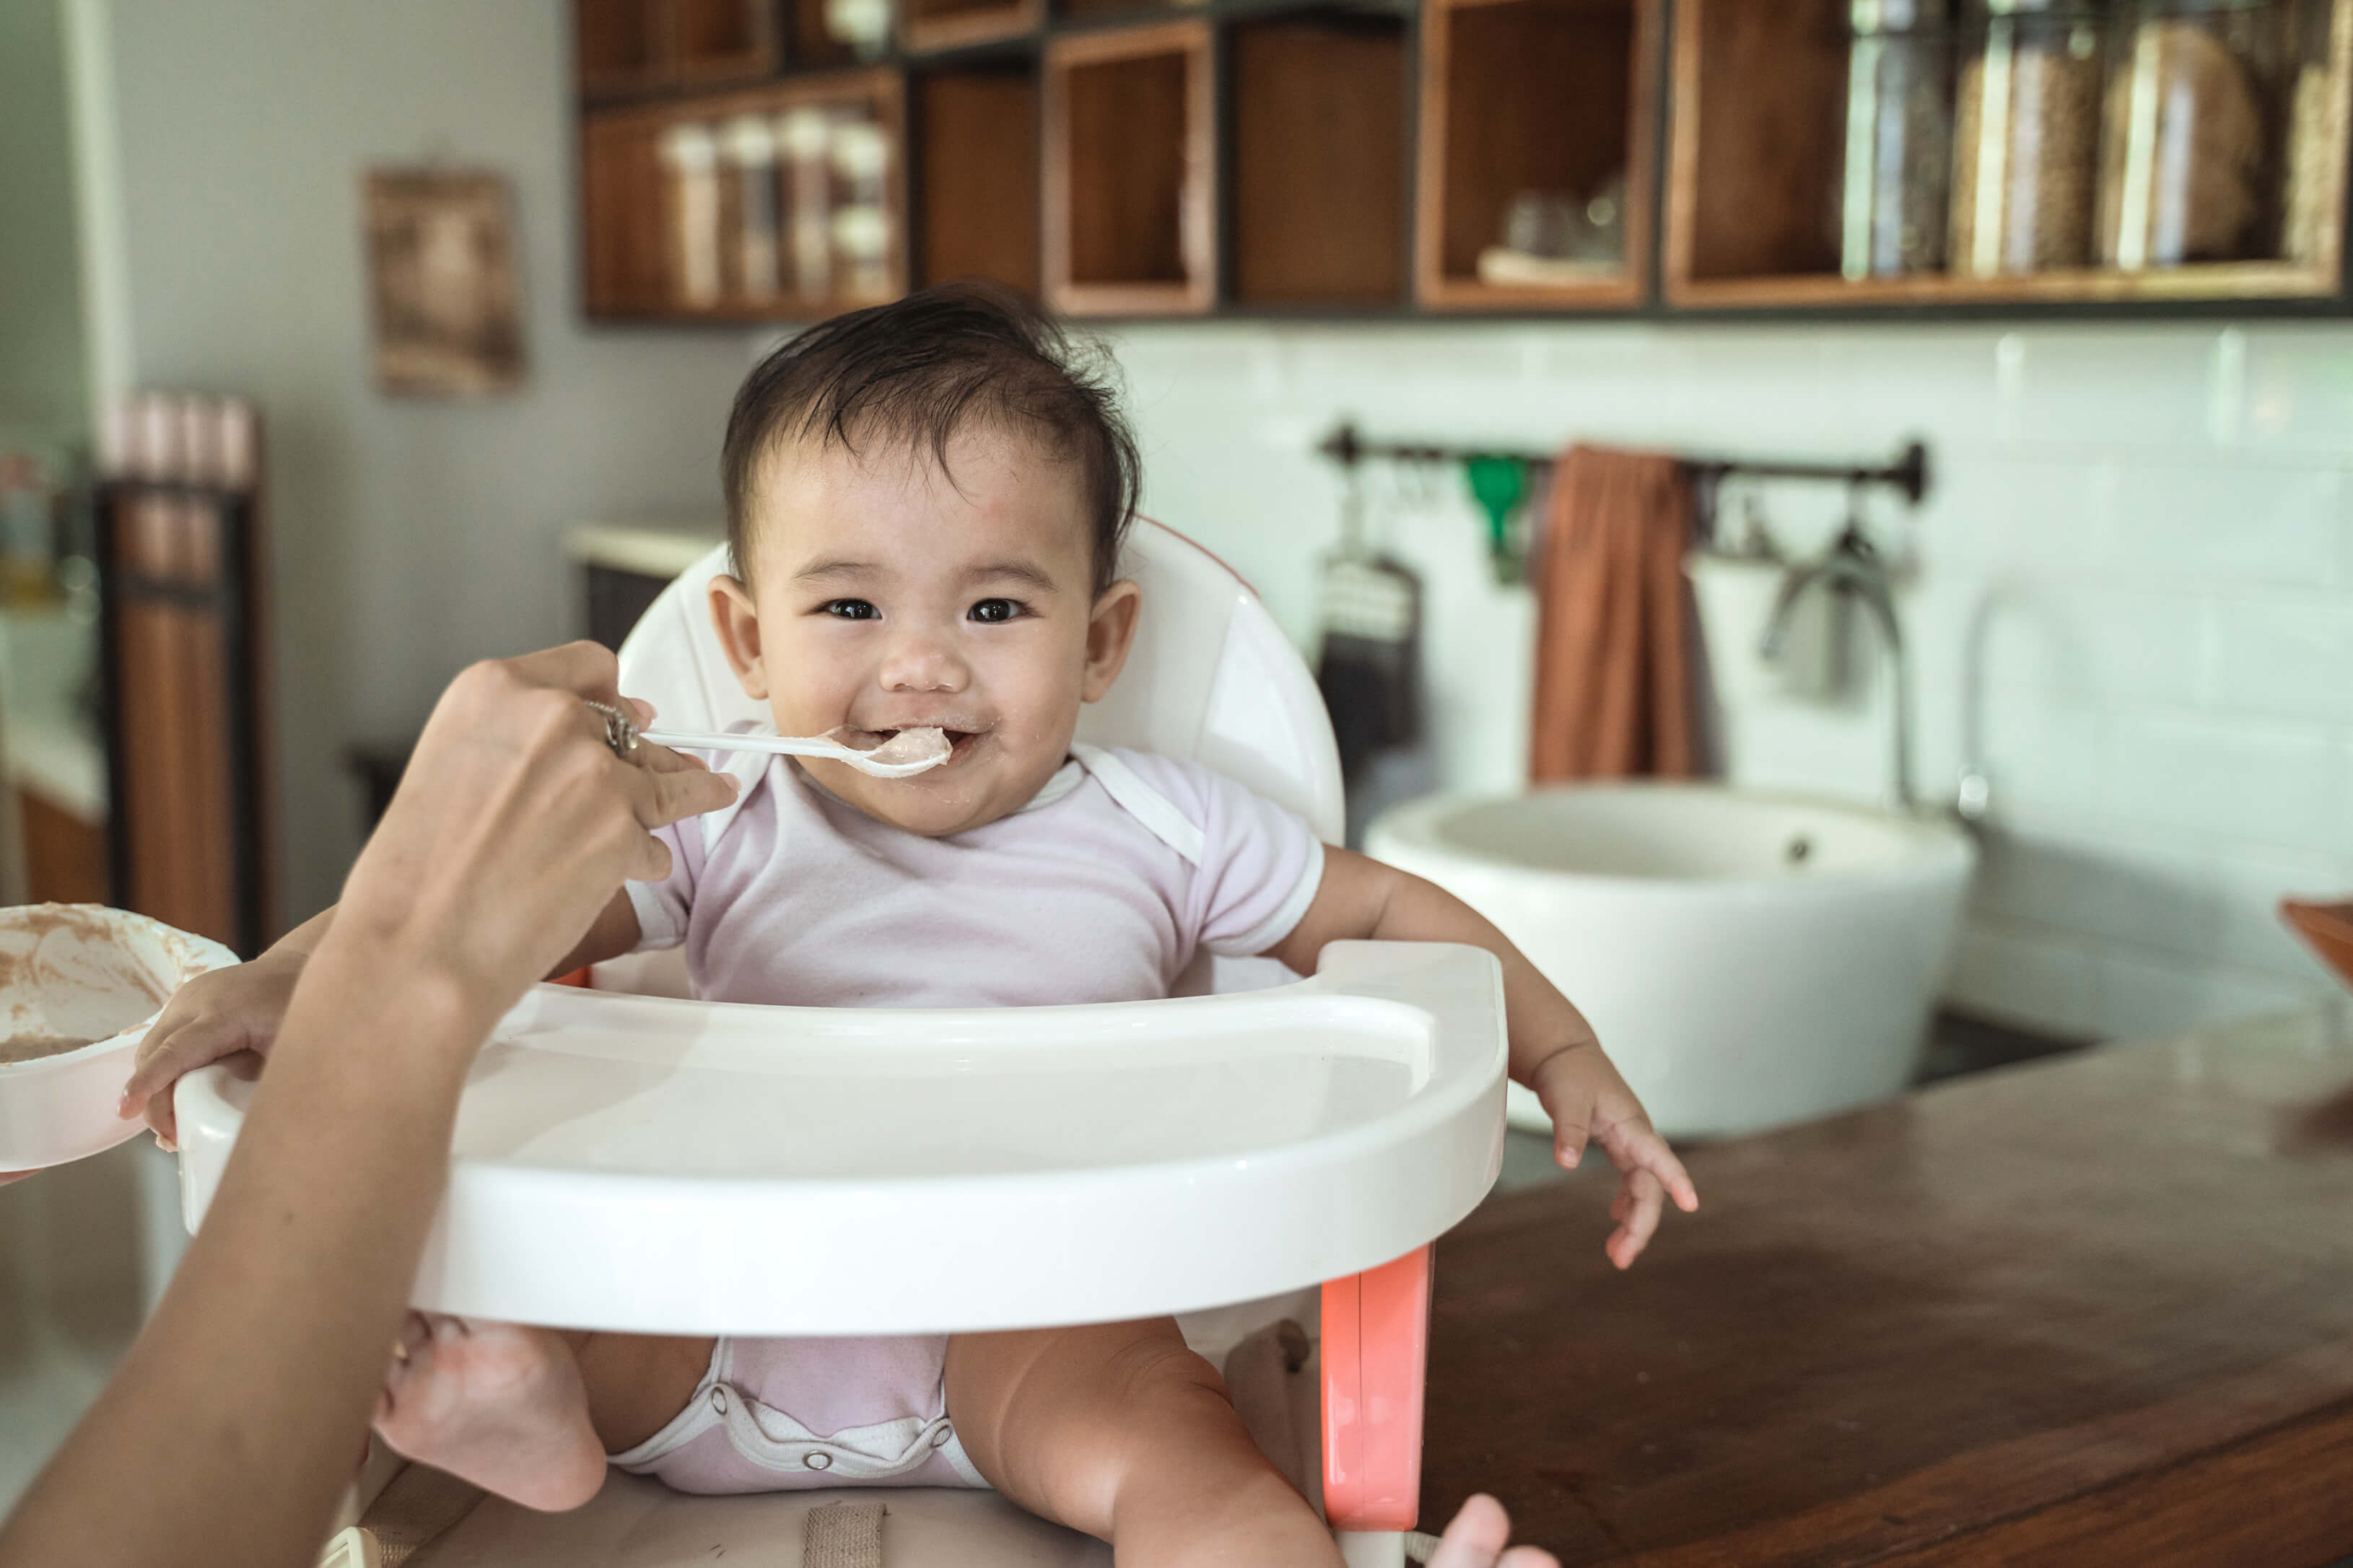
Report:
1529,1042,1698,1271
118,949,307,1149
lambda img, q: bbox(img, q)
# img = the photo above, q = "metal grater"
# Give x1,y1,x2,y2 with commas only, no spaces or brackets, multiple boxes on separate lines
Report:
1319,553,1418,644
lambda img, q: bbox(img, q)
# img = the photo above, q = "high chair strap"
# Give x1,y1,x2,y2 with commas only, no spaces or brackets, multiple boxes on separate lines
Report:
1070,745,1204,866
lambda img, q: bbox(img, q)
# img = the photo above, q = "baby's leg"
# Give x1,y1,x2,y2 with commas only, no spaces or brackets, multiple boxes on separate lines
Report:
945,1318,1343,1567
373,1315,710,1512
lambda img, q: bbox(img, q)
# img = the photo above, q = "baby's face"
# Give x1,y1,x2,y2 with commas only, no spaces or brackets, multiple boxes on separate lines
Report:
710,423,1138,837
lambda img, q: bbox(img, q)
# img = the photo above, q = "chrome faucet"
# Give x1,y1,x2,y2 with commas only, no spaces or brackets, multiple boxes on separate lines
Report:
1759,522,1916,813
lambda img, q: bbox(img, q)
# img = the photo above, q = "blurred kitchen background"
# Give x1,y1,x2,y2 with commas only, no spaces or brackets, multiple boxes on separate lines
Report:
6,0,2353,1514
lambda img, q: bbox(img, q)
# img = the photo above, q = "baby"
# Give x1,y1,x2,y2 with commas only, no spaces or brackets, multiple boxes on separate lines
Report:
125,284,1696,1566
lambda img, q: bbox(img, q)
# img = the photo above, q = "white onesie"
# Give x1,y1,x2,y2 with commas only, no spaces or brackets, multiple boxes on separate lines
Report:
608,742,1325,1494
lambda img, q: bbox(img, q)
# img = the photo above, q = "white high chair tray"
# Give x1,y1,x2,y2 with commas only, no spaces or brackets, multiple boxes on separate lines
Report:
175,942,1505,1336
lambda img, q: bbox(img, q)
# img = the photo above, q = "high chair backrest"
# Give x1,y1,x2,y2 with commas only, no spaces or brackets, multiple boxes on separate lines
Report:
608,520,1344,986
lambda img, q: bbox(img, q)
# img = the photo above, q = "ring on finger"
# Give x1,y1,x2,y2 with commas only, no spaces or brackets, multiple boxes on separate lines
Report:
582,698,640,759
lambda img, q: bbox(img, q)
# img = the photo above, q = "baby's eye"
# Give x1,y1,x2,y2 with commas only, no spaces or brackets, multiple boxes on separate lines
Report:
821,598,880,621
969,598,1025,624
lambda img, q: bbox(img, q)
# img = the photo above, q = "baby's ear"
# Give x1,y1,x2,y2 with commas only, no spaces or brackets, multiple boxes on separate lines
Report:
1081,579,1143,703
708,575,769,700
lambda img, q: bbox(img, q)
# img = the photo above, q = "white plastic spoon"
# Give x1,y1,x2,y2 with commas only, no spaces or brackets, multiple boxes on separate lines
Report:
635,724,952,779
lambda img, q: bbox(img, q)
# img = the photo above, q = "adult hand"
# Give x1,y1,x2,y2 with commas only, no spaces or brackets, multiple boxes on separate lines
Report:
0,641,735,1568
335,641,734,1018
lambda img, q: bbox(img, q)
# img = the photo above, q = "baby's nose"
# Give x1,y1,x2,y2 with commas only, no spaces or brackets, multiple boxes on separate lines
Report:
878,633,968,693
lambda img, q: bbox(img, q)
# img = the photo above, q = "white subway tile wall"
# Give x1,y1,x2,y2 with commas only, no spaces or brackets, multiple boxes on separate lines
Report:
1105,320,2353,1042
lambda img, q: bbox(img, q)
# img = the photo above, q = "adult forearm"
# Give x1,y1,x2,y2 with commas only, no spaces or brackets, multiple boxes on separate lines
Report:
0,937,503,1568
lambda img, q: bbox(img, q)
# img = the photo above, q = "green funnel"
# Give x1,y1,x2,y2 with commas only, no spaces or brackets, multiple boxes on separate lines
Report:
1464,456,1528,584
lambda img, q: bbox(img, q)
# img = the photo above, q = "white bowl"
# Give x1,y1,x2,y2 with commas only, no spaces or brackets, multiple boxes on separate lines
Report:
1,904,240,1173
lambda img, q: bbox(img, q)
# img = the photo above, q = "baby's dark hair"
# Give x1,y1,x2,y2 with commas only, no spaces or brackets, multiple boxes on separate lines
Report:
721,281,1140,596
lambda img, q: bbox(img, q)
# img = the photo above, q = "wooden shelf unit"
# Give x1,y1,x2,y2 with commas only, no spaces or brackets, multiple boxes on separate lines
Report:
572,0,2353,323
1663,0,2353,311
914,61,1042,293
1231,10,1410,307
1417,0,1660,310
1043,19,1215,315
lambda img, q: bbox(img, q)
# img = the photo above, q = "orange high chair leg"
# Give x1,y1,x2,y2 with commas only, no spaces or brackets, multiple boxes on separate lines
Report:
1322,1245,1433,1568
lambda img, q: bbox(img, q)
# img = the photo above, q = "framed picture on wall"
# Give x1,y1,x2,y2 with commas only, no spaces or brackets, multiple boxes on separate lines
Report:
363,168,526,398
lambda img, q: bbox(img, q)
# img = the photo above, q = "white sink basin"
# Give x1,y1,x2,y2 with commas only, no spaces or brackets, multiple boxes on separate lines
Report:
1367,784,1976,1139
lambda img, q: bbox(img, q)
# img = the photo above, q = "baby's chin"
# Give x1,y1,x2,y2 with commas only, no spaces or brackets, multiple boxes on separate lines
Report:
804,754,1039,838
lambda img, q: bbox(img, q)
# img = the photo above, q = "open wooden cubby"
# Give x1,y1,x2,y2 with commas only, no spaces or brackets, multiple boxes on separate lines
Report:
581,69,907,321
1231,11,1409,306
1043,19,1215,315
914,62,1042,294
1416,0,1659,310
582,104,676,314
1664,0,2353,308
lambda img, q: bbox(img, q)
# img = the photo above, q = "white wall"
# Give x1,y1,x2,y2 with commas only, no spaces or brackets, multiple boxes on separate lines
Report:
1108,320,2353,1042
0,0,87,450
77,2,2349,1035
91,0,754,920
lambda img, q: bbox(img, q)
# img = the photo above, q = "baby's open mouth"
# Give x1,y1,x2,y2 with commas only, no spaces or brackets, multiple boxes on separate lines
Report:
844,726,980,767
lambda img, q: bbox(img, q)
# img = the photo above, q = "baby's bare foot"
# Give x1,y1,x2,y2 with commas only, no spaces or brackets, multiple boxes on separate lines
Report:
373,1314,606,1512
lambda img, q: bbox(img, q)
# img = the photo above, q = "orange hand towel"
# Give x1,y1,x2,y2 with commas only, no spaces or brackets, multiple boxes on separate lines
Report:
1528,445,1702,782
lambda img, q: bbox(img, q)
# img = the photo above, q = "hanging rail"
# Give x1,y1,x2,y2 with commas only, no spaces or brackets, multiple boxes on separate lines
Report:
1315,422,1932,507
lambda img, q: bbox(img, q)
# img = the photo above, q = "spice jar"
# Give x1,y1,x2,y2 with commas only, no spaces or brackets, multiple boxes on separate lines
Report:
1841,0,1960,279
1950,0,2108,273
2098,0,2284,268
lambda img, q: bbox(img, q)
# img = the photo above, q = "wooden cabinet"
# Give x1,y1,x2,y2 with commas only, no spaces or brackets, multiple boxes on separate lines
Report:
914,62,1041,294
572,0,2353,321
1233,12,1410,307
98,481,272,957
18,789,107,908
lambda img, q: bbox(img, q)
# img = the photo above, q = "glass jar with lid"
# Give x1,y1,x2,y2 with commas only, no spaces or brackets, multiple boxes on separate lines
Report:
1950,0,2108,274
1841,0,1960,279
2097,0,2288,268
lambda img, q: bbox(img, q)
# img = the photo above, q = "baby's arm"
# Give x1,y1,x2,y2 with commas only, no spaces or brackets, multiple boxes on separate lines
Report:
121,890,643,1146
1264,848,1698,1268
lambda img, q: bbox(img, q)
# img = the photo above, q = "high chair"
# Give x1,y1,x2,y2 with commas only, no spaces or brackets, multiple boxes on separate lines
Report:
175,520,1509,1568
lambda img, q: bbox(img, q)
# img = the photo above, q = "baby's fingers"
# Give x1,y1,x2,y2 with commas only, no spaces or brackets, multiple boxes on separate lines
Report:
1606,1168,1666,1271
1600,1118,1699,1214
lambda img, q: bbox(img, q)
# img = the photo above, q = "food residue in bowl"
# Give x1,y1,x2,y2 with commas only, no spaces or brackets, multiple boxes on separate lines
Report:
1,1034,100,1064
1,904,178,1065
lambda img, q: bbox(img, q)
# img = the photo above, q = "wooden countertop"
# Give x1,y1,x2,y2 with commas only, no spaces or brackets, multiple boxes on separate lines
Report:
1421,1004,2353,1567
